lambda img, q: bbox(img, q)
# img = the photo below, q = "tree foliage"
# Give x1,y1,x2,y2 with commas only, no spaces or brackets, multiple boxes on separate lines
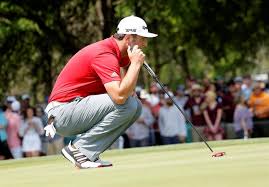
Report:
1,0,269,101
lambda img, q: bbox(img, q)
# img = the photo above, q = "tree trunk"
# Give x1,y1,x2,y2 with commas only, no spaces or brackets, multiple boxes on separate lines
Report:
100,0,115,38
179,49,190,79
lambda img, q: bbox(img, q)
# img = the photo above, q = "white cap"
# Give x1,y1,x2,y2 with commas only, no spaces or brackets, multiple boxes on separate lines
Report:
6,96,17,103
11,101,21,112
22,94,30,100
117,15,157,38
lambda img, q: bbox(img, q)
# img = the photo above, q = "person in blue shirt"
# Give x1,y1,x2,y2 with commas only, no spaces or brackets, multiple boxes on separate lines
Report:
0,106,13,160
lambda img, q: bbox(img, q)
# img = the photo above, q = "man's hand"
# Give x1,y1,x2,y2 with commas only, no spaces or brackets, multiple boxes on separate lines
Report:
127,45,145,66
104,45,145,105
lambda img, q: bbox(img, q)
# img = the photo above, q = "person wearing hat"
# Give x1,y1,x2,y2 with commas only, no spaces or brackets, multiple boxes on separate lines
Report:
248,82,269,137
5,100,23,159
158,92,187,144
126,89,154,147
174,85,188,108
0,106,13,160
21,94,31,116
44,15,157,168
184,84,206,142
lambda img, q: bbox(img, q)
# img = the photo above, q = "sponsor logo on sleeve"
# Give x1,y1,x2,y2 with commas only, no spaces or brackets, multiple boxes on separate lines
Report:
111,72,119,78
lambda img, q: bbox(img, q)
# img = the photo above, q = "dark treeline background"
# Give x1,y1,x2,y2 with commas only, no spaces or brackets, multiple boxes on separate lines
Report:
1,0,269,103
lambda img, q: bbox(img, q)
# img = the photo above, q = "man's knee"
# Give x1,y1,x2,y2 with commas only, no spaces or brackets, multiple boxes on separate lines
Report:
119,97,141,117
134,98,142,118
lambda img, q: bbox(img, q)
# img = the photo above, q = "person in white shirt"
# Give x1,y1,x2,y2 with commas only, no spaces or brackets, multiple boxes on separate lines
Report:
19,107,44,157
174,85,188,108
146,83,160,107
127,90,154,147
158,92,187,144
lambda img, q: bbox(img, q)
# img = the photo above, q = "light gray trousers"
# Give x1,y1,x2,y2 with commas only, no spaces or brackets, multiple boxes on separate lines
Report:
49,94,142,161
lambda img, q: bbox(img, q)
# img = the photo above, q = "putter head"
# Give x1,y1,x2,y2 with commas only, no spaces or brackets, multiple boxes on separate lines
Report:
212,151,226,157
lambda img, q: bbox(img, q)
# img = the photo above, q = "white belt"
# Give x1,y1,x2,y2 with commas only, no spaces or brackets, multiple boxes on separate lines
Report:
45,101,67,116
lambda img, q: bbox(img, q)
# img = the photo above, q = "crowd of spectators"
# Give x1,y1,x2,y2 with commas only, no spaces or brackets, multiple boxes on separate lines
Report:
1,75,269,160
0,94,67,160
124,75,269,148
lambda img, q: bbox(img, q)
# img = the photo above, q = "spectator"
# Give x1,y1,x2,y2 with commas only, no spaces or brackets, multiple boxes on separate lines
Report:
241,75,253,101
185,77,196,96
207,82,217,93
159,92,187,144
19,107,44,157
127,90,154,147
248,82,269,137
0,106,13,160
202,77,211,93
174,85,188,109
5,101,23,159
215,76,226,94
184,84,205,142
147,83,160,108
36,106,48,155
174,85,192,142
147,82,162,145
20,94,31,117
220,81,237,139
221,81,236,123
233,96,253,139
234,76,243,99
203,91,224,141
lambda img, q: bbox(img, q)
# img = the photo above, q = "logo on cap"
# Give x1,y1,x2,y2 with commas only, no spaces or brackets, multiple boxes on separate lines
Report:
125,28,137,32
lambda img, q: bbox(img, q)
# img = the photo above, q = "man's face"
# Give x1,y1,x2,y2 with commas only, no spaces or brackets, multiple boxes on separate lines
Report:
176,90,184,97
26,108,34,118
150,85,158,94
192,89,201,97
234,82,242,90
253,87,262,95
165,98,173,106
128,35,148,49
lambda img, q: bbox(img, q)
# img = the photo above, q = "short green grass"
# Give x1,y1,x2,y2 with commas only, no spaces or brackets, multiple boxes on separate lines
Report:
1,138,269,187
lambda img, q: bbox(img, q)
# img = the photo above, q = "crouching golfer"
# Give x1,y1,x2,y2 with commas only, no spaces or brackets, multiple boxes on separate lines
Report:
44,15,157,169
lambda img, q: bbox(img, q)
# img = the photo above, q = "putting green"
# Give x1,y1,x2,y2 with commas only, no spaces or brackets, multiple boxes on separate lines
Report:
1,138,269,187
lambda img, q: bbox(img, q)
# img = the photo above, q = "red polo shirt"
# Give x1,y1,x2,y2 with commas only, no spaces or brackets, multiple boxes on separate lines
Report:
48,37,130,102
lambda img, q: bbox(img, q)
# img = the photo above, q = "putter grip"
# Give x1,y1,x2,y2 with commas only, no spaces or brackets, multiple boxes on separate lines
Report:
129,46,156,77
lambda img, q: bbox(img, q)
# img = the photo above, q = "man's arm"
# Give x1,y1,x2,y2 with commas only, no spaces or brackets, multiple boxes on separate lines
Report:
104,45,145,104
120,64,129,77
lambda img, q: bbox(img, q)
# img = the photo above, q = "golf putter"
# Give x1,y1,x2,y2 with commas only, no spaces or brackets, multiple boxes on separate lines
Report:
143,61,225,157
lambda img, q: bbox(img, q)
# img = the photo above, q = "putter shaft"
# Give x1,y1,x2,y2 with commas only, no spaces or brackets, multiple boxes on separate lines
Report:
143,62,214,153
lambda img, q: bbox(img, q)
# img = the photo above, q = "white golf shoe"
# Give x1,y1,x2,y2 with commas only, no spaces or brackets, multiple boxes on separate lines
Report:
61,142,112,169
